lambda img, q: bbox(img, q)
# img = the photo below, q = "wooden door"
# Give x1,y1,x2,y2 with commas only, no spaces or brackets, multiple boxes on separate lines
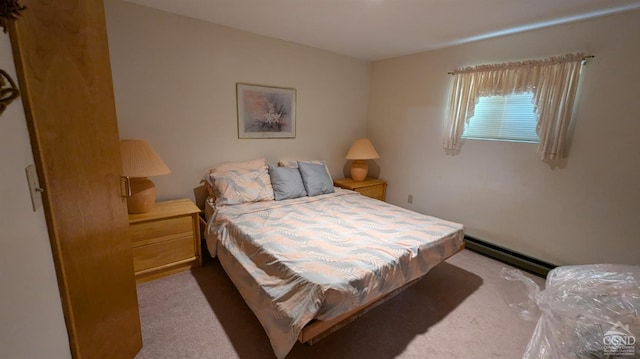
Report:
9,1,142,358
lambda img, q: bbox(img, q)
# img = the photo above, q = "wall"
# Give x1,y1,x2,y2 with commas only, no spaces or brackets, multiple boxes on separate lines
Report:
0,36,71,358
367,10,640,265
104,0,371,202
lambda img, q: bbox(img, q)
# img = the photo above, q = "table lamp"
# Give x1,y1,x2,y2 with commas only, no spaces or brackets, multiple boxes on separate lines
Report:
345,138,380,181
120,139,171,214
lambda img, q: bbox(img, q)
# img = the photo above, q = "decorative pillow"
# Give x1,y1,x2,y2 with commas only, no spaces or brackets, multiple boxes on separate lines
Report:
202,158,266,198
278,159,332,181
212,166,274,206
297,161,335,196
268,165,307,201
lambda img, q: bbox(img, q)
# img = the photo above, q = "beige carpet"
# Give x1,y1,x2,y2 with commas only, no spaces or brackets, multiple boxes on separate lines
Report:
134,249,544,359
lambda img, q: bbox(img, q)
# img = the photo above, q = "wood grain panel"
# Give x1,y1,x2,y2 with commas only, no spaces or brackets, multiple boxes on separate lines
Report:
133,236,195,272
9,1,142,358
128,199,201,224
356,186,384,200
128,199,202,283
130,216,192,245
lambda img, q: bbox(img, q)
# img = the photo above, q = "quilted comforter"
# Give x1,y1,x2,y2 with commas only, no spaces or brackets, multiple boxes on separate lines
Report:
207,189,464,358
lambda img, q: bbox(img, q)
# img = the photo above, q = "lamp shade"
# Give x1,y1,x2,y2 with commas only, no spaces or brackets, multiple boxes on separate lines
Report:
120,139,170,178
345,138,379,181
120,139,170,214
345,138,380,160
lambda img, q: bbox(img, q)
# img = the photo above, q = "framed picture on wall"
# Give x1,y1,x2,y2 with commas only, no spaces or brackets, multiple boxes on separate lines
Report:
236,83,296,139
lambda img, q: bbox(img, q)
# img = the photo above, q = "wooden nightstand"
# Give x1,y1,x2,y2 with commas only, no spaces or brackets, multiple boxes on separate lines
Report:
128,198,201,283
334,178,387,201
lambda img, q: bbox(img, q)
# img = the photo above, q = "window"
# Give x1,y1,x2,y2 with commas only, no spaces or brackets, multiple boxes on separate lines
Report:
444,53,587,160
462,92,538,143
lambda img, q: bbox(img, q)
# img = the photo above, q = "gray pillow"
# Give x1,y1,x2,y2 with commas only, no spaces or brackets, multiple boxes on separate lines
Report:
297,161,335,196
268,165,307,200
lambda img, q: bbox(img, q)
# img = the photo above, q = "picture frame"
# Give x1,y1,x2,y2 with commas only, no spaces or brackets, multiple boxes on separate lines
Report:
236,83,296,139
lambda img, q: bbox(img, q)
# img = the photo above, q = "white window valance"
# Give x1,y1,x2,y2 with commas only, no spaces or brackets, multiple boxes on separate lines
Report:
444,53,587,161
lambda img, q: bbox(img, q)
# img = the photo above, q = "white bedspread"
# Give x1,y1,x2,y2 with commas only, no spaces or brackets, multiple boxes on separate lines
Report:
207,189,464,358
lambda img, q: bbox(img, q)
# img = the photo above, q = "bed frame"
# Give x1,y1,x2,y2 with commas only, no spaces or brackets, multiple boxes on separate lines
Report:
298,244,465,344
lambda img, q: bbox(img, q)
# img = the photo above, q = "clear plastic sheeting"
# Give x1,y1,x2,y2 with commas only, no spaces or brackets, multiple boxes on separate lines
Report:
501,264,640,358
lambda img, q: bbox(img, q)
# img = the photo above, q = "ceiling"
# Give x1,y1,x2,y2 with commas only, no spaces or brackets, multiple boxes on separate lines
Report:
124,0,640,61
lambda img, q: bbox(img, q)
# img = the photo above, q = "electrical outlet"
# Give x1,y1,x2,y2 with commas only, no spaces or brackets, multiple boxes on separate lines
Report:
408,194,413,204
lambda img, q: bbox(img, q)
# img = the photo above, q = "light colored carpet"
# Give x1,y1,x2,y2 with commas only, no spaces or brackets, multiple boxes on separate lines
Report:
134,249,544,359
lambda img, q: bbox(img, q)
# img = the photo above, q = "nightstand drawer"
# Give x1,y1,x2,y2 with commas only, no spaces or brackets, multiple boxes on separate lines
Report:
356,186,384,200
128,199,201,283
130,216,192,246
132,235,194,272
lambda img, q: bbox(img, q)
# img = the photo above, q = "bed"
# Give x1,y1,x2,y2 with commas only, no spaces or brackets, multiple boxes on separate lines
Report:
202,159,464,358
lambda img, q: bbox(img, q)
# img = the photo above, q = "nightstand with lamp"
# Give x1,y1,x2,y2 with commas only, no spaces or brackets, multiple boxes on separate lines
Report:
335,138,387,201
120,139,201,282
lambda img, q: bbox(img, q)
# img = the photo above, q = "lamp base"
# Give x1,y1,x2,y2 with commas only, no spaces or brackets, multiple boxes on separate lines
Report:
127,177,156,214
350,160,368,181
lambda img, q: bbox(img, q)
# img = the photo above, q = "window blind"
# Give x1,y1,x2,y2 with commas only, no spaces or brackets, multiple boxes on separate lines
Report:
462,92,539,143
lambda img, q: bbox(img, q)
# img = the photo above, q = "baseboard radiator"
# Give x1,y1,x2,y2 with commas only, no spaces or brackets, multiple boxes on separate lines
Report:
464,235,556,278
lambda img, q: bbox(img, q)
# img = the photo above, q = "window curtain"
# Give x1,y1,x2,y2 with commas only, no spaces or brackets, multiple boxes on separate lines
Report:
444,53,586,160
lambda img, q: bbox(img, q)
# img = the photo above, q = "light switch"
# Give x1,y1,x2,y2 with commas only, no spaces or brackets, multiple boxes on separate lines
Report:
25,164,43,211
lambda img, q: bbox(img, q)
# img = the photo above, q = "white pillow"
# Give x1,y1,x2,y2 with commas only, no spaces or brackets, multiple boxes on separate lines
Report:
212,166,274,206
202,158,266,198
